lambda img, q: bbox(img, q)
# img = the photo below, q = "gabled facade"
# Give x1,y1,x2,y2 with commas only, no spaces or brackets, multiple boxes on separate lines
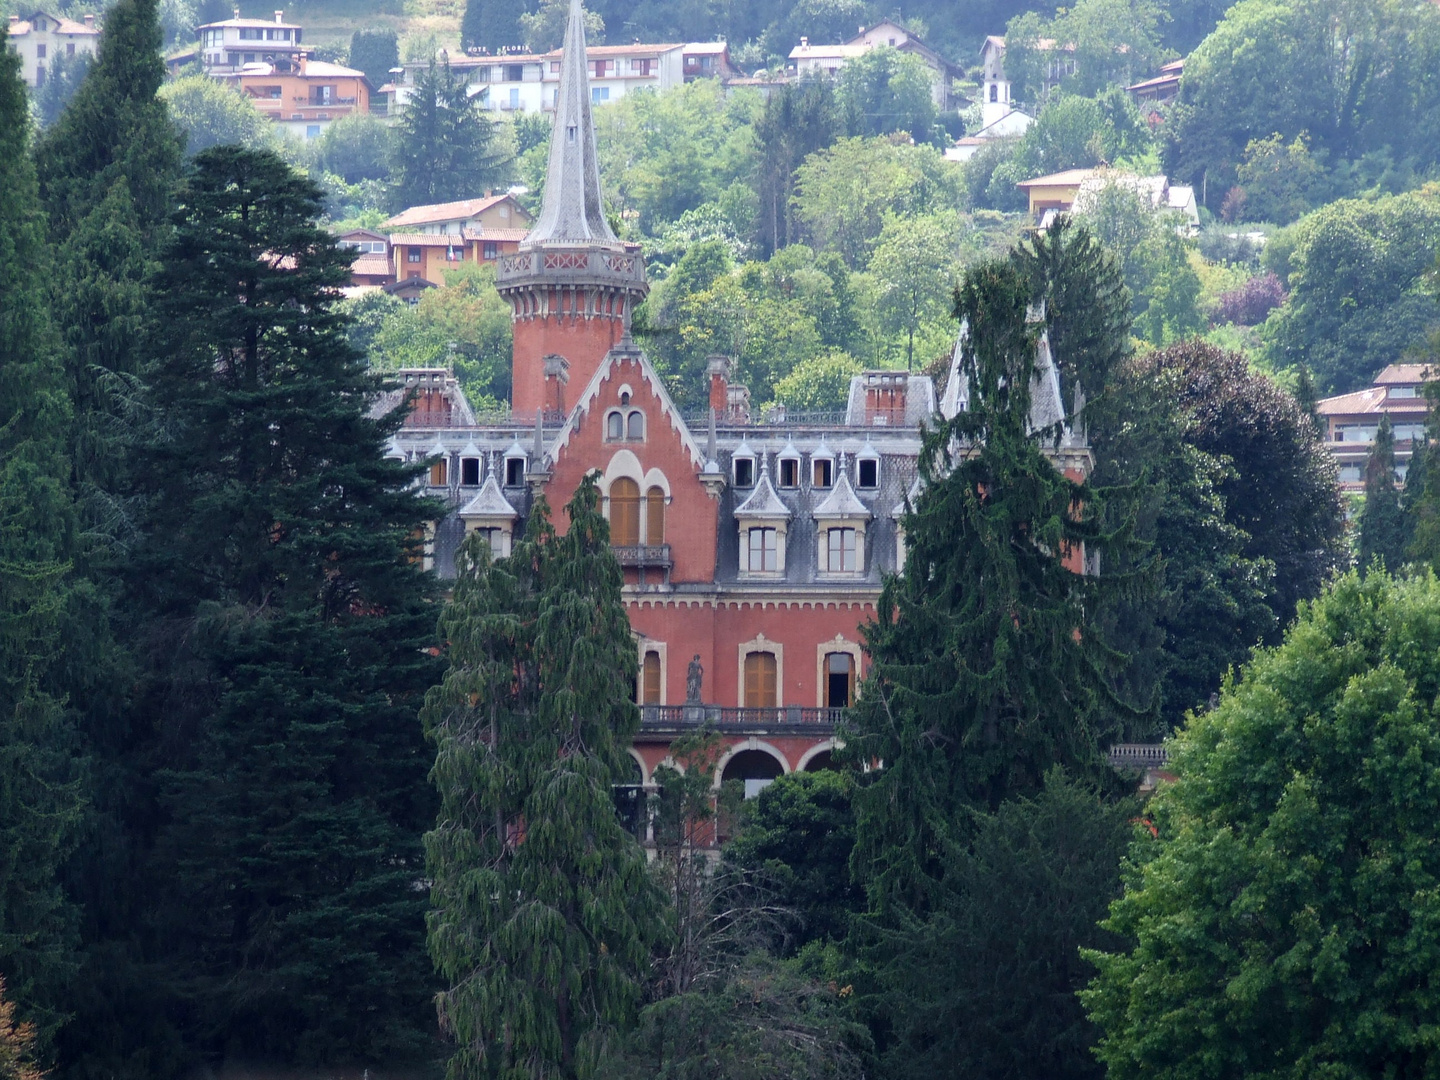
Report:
7,9,98,87
383,0,1095,818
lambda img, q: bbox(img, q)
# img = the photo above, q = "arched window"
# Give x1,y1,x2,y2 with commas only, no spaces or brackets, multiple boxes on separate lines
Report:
609,477,640,546
989,83,998,102
646,487,665,545
640,651,661,704
744,651,777,708
606,411,624,440
824,652,854,707
721,748,784,799
627,410,645,440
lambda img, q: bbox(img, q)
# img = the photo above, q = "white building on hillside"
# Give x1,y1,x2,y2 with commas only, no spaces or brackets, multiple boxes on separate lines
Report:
395,40,735,116
787,19,958,109
196,10,307,75
6,9,98,87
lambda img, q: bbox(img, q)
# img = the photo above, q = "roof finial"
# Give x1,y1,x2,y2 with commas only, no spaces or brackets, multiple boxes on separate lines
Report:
523,0,617,248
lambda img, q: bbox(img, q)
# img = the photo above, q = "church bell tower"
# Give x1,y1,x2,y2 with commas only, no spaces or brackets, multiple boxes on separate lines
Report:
497,0,647,420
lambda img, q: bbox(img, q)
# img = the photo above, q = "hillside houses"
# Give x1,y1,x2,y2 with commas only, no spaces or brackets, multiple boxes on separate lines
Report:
6,8,98,87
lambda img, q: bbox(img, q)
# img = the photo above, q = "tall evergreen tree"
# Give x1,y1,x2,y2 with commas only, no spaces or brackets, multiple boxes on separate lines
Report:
1359,415,1408,572
34,0,181,498
33,0,182,243
844,258,1143,918
391,58,511,210
424,481,665,1080
0,47,85,1050
133,146,443,1066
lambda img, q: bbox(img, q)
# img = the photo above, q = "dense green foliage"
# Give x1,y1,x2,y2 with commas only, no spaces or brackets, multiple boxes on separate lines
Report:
1262,190,1440,393
424,486,664,1080
844,257,1135,914
0,46,85,1054
349,27,400,90
1166,0,1440,211
131,145,443,1065
158,74,276,154
876,772,1136,1080
1085,570,1440,1077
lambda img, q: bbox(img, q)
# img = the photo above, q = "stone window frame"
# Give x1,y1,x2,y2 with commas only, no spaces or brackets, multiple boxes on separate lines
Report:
737,633,784,708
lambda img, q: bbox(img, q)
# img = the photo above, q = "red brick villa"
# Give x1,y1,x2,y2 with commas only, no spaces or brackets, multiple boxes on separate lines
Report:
381,0,1096,809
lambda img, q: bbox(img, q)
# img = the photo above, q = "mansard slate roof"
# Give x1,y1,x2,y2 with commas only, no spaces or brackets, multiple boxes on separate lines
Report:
522,0,619,249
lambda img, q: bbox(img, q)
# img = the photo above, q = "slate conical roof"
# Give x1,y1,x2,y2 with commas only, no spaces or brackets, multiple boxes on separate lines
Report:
459,472,518,520
523,0,618,249
813,471,870,520
734,460,791,520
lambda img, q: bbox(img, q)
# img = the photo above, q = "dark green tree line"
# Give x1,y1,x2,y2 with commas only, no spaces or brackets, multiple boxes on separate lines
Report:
0,44,86,1055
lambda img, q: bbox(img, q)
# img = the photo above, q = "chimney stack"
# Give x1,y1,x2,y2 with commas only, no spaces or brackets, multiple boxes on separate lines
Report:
9,13,19,24
274,9,283,22
706,355,729,414
800,36,808,47
82,13,93,25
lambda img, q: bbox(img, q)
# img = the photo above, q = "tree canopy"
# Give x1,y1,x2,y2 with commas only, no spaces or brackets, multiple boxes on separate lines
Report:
1085,570,1440,1079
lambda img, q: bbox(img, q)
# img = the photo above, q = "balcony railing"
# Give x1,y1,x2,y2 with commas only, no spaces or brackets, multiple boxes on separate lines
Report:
613,543,672,584
1107,743,1168,769
639,704,846,735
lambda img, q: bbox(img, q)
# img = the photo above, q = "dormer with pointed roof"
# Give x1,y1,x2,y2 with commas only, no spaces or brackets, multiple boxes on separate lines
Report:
735,459,792,578
458,468,520,557
497,0,649,423
814,469,870,576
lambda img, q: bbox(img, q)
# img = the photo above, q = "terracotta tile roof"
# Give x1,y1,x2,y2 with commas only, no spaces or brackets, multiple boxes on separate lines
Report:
1374,363,1432,384
382,194,519,229
352,254,392,276
1316,387,1428,417
388,229,528,246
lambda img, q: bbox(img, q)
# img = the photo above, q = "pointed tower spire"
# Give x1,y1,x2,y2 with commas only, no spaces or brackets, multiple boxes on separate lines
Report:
497,0,647,421
524,0,616,248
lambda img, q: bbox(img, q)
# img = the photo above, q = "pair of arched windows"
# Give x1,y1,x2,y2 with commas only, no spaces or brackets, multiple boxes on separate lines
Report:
606,409,645,441
609,478,665,546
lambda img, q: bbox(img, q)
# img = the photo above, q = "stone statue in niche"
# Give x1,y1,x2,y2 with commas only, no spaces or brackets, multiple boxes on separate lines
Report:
686,654,703,703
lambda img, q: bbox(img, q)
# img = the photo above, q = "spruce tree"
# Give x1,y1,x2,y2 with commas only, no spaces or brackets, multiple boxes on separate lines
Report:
391,58,511,210
1358,415,1408,573
134,146,443,1063
33,0,181,499
0,47,84,1049
424,480,665,1080
33,0,182,242
844,258,1142,917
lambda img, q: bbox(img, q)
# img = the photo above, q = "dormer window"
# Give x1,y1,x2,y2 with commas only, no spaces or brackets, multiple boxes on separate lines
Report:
745,527,779,572
825,528,858,572
733,448,755,488
460,457,481,486
813,457,833,488
1389,385,1418,399
777,442,801,488
505,456,525,485
857,444,880,489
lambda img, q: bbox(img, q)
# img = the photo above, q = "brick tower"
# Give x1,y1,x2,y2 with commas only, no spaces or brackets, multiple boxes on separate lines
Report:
496,0,647,420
